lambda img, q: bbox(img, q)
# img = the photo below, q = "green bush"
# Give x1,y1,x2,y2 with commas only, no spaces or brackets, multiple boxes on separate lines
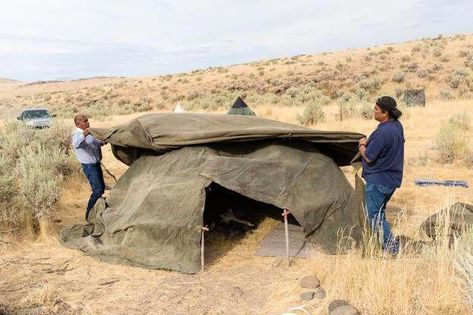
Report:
297,101,326,126
0,154,15,203
0,122,80,232
16,145,62,219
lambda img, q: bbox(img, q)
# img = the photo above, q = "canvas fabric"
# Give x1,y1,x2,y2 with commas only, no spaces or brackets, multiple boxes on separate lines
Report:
61,113,365,273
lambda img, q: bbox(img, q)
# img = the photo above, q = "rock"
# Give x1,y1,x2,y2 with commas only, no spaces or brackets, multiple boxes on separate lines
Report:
328,300,360,315
314,287,326,299
299,275,320,289
300,291,315,301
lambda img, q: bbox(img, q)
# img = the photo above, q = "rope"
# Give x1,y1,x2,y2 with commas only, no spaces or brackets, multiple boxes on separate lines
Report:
100,162,118,183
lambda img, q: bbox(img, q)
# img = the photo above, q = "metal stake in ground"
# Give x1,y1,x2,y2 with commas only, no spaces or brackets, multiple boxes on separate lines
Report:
282,209,291,266
201,225,209,272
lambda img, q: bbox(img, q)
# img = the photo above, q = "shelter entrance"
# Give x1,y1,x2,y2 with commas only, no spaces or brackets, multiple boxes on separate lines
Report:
202,183,298,264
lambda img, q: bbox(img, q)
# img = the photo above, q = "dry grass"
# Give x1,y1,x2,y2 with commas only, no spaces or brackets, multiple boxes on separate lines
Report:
0,99,472,314
1,34,473,314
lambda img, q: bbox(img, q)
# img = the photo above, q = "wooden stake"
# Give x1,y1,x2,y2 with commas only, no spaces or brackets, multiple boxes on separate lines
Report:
282,209,291,266
201,225,209,272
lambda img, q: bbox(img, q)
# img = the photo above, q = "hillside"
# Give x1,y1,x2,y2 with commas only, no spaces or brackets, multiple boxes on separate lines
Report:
0,33,472,120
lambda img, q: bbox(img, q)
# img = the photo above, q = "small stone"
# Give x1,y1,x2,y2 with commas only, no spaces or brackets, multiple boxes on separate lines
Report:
328,300,360,315
300,291,315,301
299,275,320,289
314,286,326,299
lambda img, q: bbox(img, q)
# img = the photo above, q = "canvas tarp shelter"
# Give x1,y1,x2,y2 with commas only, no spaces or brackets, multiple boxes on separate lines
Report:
61,113,365,273
227,97,256,116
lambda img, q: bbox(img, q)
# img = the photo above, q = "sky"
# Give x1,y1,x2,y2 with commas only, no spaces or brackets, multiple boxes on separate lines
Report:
0,0,472,82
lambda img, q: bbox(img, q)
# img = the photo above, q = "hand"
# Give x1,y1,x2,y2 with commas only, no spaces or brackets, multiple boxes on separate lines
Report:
83,128,90,136
358,137,367,147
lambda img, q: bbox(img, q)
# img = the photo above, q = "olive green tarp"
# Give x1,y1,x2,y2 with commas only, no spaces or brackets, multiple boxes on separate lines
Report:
61,113,365,273
421,202,473,244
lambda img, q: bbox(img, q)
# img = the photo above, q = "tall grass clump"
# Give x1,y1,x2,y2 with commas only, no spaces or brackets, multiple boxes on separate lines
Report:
455,227,473,311
434,113,472,163
0,121,79,239
309,202,471,314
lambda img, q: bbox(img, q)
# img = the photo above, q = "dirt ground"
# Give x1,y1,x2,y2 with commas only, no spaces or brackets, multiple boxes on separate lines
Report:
0,114,329,315
1,101,473,314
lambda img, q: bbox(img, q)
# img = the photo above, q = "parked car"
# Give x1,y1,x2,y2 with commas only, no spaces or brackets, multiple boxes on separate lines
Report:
17,108,55,128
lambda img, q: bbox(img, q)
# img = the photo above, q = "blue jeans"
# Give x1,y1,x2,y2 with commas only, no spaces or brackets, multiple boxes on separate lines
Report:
365,181,399,254
82,163,105,220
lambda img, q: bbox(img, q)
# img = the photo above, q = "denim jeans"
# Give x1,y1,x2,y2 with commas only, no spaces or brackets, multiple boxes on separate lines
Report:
365,181,399,254
82,163,105,220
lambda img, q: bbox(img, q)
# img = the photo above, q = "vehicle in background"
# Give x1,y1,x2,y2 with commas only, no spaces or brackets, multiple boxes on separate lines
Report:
17,108,55,128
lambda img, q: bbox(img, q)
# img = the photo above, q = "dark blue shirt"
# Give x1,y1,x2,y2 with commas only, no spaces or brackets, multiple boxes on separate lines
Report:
362,120,404,188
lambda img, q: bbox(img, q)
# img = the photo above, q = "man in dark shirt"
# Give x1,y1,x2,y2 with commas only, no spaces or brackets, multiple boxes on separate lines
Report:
359,96,404,255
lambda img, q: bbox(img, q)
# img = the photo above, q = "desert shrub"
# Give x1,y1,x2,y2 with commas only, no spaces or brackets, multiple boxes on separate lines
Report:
416,69,430,78
0,153,15,203
358,78,381,94
354,88,370,101
16,145,62,219
448,70,469,89
434,119,471,163
431,63,443,71
358,102,374,120
185,91,238,111
406,63,418,73
432,47,443,57
458,50,469,57
395,88,404,99
440,55,451,63
465,52,473,69
297,101,326,126
449,77,461,89
335,93,357,121
449,112,471,131
439,90,455,100
281,86,330,107
411,45,422,53
392,72,406,83
401,55,410,62
454,69,469,78
0,122,79,233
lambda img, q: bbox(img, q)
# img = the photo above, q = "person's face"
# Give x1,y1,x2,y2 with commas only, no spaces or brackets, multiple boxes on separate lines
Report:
77,117,90,130
373,105,388,122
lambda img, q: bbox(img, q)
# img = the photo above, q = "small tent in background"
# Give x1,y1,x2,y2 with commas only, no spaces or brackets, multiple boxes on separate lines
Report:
227,97,256,116
173,104,186,113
